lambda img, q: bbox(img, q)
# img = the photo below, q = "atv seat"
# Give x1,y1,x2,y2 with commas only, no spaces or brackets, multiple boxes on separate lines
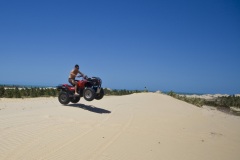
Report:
61,84,75,91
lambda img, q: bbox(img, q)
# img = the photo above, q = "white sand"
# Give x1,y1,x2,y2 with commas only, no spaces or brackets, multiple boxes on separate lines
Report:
0,93,240,160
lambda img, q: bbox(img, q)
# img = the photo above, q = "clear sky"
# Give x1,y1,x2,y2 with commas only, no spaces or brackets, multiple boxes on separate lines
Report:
0,0,240,94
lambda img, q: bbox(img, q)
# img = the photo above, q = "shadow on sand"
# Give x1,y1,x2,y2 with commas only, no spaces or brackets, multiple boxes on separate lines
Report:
67,103,111,114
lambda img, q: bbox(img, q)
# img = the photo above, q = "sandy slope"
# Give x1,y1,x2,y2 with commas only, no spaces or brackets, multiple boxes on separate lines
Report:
0,93,240,160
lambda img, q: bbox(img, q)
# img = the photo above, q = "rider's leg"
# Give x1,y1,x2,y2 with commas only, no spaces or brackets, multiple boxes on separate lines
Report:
74,81,79,95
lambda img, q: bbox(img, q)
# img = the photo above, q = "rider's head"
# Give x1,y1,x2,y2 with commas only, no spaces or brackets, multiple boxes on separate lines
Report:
75,64,79,70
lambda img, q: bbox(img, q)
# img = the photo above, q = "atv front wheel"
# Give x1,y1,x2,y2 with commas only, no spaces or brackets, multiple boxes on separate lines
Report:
95,88,104,100
58,91,70,105
83,88,96,101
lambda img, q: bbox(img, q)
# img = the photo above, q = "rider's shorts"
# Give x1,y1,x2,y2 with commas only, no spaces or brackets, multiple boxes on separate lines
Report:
68,78,76,86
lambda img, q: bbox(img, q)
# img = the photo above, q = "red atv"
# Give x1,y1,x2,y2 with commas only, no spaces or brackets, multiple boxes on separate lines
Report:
57,76,104,105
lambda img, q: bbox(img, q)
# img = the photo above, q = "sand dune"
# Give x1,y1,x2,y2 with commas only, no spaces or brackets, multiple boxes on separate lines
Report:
0,93,240,160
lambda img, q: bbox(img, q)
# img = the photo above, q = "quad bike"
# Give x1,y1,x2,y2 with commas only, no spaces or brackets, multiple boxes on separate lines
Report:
57,76,104,105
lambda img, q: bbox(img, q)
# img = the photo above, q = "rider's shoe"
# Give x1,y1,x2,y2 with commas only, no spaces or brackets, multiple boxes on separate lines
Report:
74,93,79,96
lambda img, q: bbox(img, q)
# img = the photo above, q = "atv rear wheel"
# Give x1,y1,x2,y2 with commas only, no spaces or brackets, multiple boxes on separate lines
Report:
95,88,104,100
83,88,96,101
70,96,80,103
58,91,70,105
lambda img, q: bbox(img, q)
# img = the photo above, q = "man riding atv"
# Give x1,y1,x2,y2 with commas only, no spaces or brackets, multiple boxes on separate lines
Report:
56,64,104,105
68,64,86,95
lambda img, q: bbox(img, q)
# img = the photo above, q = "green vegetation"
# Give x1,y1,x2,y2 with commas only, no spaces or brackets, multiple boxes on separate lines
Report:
0,85,145,98
103,88,145,96
167,91,204,107
167,91,240,109
204,95,240,108
0,86,58,98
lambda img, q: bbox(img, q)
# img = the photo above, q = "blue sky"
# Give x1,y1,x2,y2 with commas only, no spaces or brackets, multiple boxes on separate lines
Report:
0,0,240,94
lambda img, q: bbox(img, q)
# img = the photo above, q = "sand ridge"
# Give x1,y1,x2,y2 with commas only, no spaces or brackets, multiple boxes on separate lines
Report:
0,93,240,160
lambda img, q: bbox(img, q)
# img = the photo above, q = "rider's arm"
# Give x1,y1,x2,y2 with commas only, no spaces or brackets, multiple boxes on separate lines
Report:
78,71,85,77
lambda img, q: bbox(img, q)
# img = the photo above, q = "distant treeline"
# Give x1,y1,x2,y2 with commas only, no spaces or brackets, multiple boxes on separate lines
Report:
167,91,240,109
0,86,145,98
0,86,58,98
